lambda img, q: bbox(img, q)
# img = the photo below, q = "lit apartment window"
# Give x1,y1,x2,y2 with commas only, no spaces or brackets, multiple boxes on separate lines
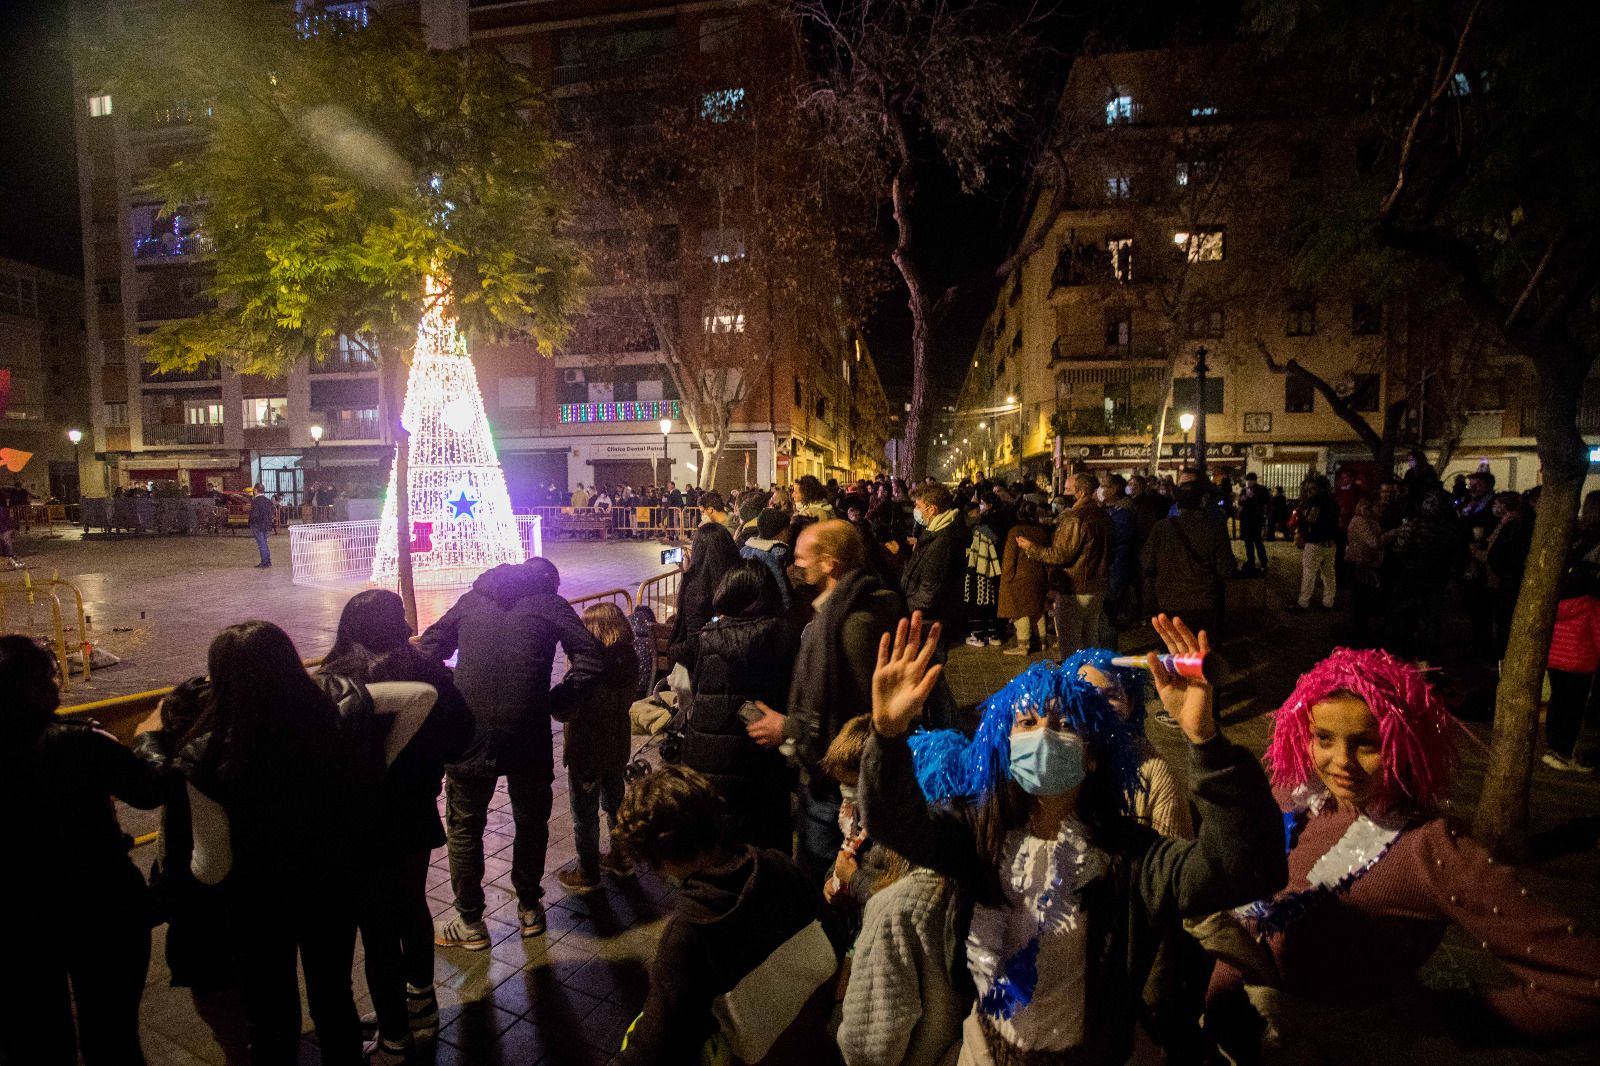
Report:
1105,93,1134,125
1105,175,1130,199
1107,237,1135,282
185,401,225,425
104,402,129,427
1104,311,1131,348
88,94,113,117
701,87,746,122
1173,228,1224,263
703,304,746,334
700,228,746,263
243,397,288,427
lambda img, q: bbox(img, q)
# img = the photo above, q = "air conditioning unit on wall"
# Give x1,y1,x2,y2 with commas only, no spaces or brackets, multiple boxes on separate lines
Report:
562,368,585,384
1252,444,1274,459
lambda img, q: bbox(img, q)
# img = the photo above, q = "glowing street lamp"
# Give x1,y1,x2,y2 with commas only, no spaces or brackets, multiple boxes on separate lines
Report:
1179,411,1195,462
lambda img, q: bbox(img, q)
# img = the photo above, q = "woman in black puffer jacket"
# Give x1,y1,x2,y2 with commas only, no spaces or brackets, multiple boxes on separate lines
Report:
682,561,801,851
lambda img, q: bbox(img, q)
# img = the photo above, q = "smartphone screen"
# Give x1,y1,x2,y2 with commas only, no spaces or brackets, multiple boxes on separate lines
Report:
661,546,684,566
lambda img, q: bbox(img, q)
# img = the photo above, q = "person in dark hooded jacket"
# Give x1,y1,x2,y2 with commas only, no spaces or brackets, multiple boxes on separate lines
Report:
417,557,605,947
683,561,802,851
668,522,742,666
614,766,839,1066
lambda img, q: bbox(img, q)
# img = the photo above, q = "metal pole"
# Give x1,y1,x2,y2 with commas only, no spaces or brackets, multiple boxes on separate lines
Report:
1193,346,1210,481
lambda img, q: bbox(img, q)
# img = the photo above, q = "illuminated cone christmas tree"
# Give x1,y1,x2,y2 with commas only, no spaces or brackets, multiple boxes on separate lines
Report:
372,285,523,586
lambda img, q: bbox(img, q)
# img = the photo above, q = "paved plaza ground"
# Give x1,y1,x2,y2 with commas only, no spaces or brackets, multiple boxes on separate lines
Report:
7,525,1600,1064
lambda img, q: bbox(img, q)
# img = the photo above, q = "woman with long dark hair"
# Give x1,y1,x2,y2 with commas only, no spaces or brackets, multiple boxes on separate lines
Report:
0,634,164,1066
668,521,742,666
320,591,473,1056
862,613,1284,1062
187,620,369,1065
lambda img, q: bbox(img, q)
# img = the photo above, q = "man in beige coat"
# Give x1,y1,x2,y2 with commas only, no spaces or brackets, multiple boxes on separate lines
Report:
1016,471,1111,658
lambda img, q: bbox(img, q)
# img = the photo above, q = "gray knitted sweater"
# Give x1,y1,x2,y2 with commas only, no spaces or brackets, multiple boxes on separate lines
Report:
838,867,965,1066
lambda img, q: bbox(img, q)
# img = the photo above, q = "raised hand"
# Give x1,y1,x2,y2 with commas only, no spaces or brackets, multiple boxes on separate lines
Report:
1148,614,1218,745
871,612,943,739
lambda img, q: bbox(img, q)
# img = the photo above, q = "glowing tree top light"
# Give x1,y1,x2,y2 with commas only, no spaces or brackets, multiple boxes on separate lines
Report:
372,281,524,586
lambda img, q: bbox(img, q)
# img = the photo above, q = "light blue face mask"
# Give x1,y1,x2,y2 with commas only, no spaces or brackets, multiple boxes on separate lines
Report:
913,507,928,526
1009,727,1087,797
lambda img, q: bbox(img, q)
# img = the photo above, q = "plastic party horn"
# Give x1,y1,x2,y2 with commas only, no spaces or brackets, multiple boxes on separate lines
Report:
1111,652,1220,684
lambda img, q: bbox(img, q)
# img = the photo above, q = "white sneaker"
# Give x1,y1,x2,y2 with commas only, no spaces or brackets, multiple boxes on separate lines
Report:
1541,751,1595,774
964,635,986,647
433,913,489,950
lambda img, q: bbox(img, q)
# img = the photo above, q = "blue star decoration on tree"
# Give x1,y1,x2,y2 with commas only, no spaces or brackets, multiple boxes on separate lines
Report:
446,486,479,520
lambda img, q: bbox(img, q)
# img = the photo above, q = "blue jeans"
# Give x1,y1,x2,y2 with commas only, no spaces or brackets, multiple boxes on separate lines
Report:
252,528,271,565
568,768,625,876
795,790,843,886
444,769,553,921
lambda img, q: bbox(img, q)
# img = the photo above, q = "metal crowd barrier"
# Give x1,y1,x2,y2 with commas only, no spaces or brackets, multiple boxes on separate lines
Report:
516,505,702,543
636,568,681,623
1,573,92,689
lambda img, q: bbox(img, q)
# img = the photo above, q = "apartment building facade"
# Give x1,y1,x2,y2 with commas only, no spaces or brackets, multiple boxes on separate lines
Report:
952,47,1583,494
0,258,90,501
71,0,885,505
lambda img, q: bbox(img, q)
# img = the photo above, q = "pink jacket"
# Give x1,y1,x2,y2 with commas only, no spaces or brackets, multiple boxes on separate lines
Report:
1548,596,1600,674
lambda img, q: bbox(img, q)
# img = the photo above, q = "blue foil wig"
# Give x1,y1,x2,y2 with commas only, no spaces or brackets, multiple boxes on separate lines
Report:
908,659,1145,814
1060,647,1147,730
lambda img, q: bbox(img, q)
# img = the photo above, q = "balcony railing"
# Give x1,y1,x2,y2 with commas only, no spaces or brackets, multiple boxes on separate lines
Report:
141,361,221,383
314,414,383,441
1055,406,1159,437
137,294,214,322
143,423,224,446
312,348,380,373
559,399,681,425
133,232,213,259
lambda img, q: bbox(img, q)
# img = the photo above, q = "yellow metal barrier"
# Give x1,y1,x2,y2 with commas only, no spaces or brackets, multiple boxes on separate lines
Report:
636,568,682,623
1,578,71,690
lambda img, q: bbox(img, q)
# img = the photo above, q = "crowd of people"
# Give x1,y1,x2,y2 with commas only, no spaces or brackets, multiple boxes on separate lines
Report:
7,464,1600,1065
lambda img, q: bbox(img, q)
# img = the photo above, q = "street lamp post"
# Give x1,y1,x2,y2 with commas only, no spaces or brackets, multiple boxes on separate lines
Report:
67,429,83,504
659,417,673,482
308,424,323,519
1179,411,1195,466
1193,346,1210,480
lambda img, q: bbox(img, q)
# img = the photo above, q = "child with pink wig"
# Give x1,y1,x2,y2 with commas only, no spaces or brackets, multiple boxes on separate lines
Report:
1203,646,1600,1061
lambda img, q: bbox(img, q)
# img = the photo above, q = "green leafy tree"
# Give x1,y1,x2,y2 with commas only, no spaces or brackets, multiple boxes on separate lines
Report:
1250,0,1600,857
97,0,582,625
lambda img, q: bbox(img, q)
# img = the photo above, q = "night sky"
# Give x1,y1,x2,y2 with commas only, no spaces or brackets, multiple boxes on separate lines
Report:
0,0,81,277
0,0,1239,392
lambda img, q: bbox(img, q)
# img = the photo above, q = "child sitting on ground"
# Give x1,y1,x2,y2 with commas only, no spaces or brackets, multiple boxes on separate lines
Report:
556,602,641,893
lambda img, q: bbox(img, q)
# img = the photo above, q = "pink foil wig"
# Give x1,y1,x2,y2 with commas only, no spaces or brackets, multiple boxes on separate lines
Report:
1265,647,1455,812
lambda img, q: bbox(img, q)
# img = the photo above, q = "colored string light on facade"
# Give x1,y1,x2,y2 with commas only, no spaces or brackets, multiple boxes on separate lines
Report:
372,281,524,586
558,399,682,424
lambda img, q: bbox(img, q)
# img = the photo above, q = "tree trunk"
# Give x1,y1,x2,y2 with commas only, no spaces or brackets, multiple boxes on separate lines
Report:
380,348,417,631
903,300,930,479
1472,357,1589,858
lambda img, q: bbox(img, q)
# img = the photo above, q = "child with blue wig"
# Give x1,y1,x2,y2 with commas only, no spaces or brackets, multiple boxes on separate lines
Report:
859,613,1285,1063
